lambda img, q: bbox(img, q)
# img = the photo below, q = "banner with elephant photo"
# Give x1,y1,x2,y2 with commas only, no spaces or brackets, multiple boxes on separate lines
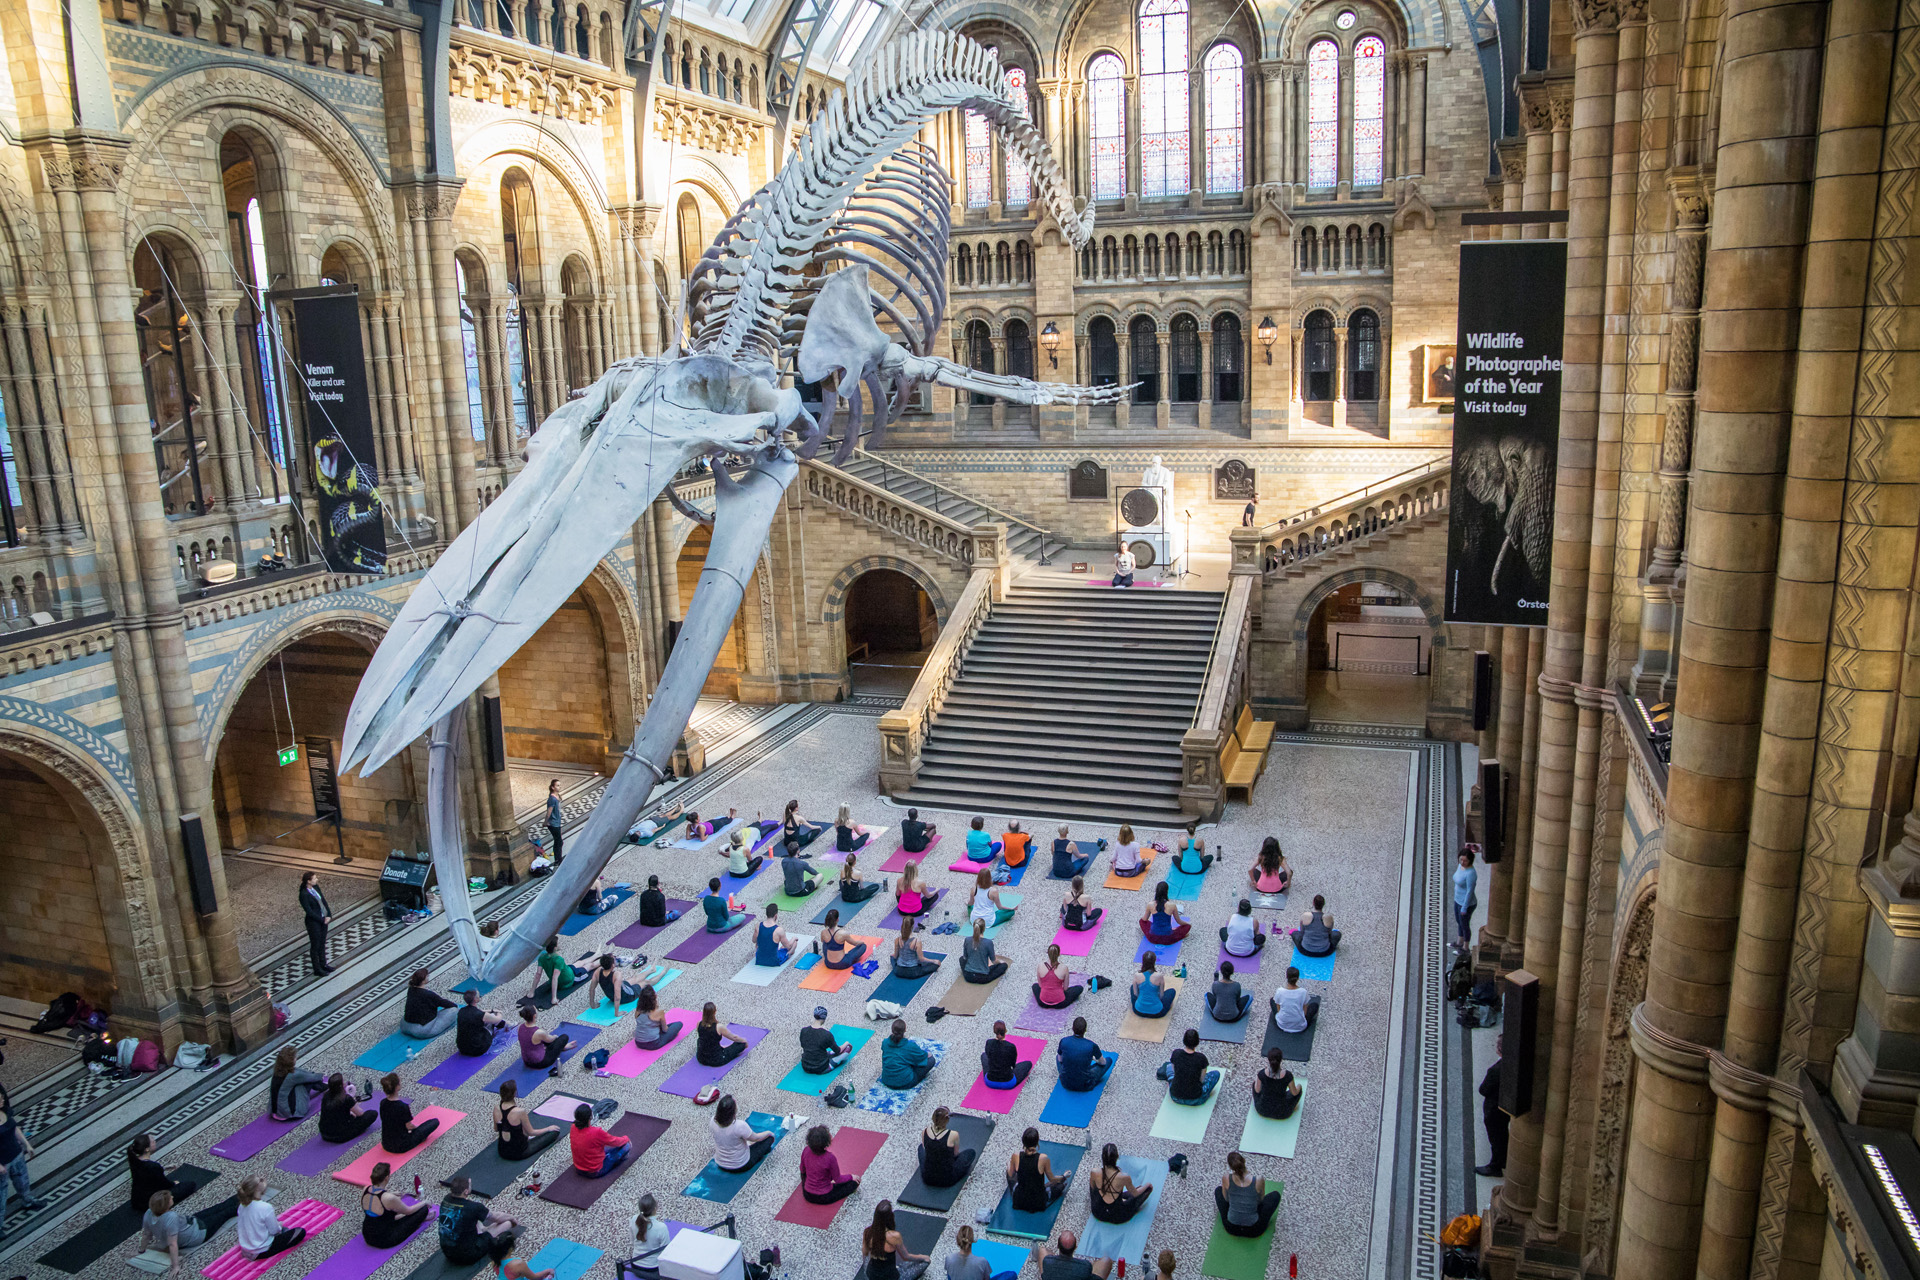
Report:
1444,240,1567,626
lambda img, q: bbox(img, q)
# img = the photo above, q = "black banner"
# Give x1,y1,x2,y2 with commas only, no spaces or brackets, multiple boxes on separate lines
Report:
1445,241,1567,626
305,734,341,821
291,290,386,573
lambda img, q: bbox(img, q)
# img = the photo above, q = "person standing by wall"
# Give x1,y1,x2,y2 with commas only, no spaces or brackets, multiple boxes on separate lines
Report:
1476,1036,1506,1178
546,780,565,864
299,872,331,976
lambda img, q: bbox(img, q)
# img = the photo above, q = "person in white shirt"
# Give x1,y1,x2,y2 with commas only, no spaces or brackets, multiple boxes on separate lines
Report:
631,1194,670,1274
1271,966,1321,1033
1219,899,1266,957
1112,544,1136,588
235,1176,306,1261
708,1095,778,1173
1108,825,1145,879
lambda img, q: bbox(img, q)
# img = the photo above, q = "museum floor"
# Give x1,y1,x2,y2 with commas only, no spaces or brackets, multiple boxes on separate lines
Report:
0,702,1473,1280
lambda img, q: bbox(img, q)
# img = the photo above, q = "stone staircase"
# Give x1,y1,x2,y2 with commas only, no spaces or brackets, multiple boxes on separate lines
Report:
897,584,1224,824
832,452,1069,570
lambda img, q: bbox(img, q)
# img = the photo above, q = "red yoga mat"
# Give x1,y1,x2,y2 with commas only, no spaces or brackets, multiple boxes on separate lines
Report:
772,1127,888,1228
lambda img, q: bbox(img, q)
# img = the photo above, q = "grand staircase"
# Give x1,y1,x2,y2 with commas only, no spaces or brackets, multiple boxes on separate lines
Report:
898,585,1225,824
833,453,1069,569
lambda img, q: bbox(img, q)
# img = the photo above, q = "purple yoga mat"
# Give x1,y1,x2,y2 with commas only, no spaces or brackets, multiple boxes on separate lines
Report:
420,1030,515,1090
1217,942,1264,974
276,1126,376,1177
666,921,746,964
211,1112,307,1162
657,1024,769,1097
1013,975,1090,1035
304,1202,435,1280
609,901,696,949
874,887,946,933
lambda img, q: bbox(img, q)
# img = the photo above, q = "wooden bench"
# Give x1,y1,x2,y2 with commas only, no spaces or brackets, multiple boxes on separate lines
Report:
1220,735,1262,802
1236,703,1276,754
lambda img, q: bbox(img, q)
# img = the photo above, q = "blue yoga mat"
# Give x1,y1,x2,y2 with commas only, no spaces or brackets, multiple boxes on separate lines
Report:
987,1140,1086,1238
1045,841,1104,880
1133,935,1183,967
719,861,768,896
1036,1052,1120,1128
682,1112,790,1201
1288,946,1337,982
482,1022,599,1095
450,978,497,995
353,1027,443,1071
776,1025,875,1097
1163,862,1209,901
559,886,634,935
1080,1156,1169,1261
870,953,947,1006
525,1239,604,1280
970,1238,1031,1279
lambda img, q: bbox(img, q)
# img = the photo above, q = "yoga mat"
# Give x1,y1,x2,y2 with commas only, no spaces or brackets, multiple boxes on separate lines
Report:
1117,976,1184,1042
718,861,767,896
400,1254,487,1280
1080,1157,1169,1262
731,946,800,986
1013,979,1089,1036
532,1092,597,1122
681,1112,790,1202
897,1113,995,1211
1251,891,1289,912
765,882,828,915
1051,917,1106,956
1198,999,1258,1044
982,892,1025,940
1238,1084,1307,1158
484,1023,600,1095
658,1024,768,1096
948,855,992,874
878,833,940,873
302,1203,435,1280
665,921,746,963
578,996,638,1026
1260,1015,1317,1062
1148,1082,1224,1142
811,889,879,925
1287,946,1338,982
540,1113,671,1207
442,1139,548,1198
421,1030,516,1087
1217,941,1265,974
609,900,695,948
525,1238,604,1280
210,1112,306,1162
1036,1052,1119,1128
276,1127,374,1177
1044,841,1104,880
854,1210,946,1280
759,821,826,856
37,1164,215,1274
353,1028,441,1071
869,952,946,1006
969,1239,1031,1278
1102,851,1156,889
330,1106,466,1183
777,1025,875,1097
596,1009,697,1078
874,888,945,933
559,887,634,935
798,939,881,992
961,1034,1047,1113
933,972,1000,1015
1163,863,1209,901
200,1199,341,1280
667,816,742,850
1133,935,1184,967
772,1126,887,1227
1199,1211,1279,1280
855,1042,948,1115
985,1141,1085,1239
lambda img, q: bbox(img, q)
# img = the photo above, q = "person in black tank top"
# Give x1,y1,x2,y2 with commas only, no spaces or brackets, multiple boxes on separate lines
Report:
1005,1127,1067,1213
916,1107,978,1188
492,1081,561,1161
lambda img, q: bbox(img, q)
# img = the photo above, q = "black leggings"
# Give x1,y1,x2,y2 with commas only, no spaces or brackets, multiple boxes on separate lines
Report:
192,1196,240,1238
1061,907,1103,930
699,1040,747,1068
500,1128,563,1161
841,880,882,903
385,1116,440,1153
364,1202,431,1249
1215,1188,1281,1238
321,1110,379,1143
1033,983,1083,1008
803,1177,860,1204
251,1227,307,1261
524,1033,571,1069
964,962,1008,984
826,943,869,971
1090,1184,1152,1224
917,1145,978,1188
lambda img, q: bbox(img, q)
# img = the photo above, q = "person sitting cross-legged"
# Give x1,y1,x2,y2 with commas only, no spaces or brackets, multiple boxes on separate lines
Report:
1205,960,1251,1023
1271,966,1321,1033
800,1006,856,1074
569,1103,632,1179
800,1124,861,1205
1289,894,1341,956
961,918,1008,984
400,969,458,1039
1032,945,1083,1009
1027,1230,1113,1280
838,853,882,903
1251,1046,1302,1121
1001,821,1033,870
724,830,763,880
917,1106,977,1188
516,1008,571,1074
782,852,822,899
1138,881,1191,945
890,920,939,979
1059,877,1103,932
702,879,749,933
1087,1143,1154,1224
880,1019,935,1089
1051,825,1094,880
1215,1152,1281,1238
1005,1127,1068,1213
755,903,800,967
1130,953,1175,1019
965,815,1003,868
1055,1017,1112,1092
1156,1027,1222,1105
818,911,869,970
438,1176,519,1267
981,1021,1030,1090
1220,899,1267,959
1171,824,1214,876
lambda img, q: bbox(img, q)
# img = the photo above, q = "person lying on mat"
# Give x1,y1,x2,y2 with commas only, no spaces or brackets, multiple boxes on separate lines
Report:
141,1187,238,1274
1249,838,1291,896
1033,944,1083,1009
819,913,870,970
1291,894,1340,956
379,1072,441,1152
800,1125,861,1204
981,1021,1030,1089
863,1200,929,1280
1131,954,1175,1018
1172,824,1214,875
629,1194,670,1275
709,1094,777,1172
1138,882,1192,944
1252,1046,1303,1121
1052,825,1097,880
1206,961,1251,1023
683,807,738,841
631,984,682,1052
918,1106,978,1187
962,919,1008,984
1087,1143,1154,1224
835,803,872,853
838,853,882,903
628,802,684,845
965,815,1003,867
1220,900,1267,958
696,1002,751,1067
457,989,509,1056
724,830,763,880
880,1019,935,1088
1272,965,1321,1033
637,875,682,927
1109,825,1147,878
757,903,802,966
968,870,1016,931
517,1007,571,1072
587,953,639,1012
497,1252,556,1280
235,1175,306,1262
439,1176,520,1266
1001,821,1033,869
129,1133,200,1214
702,879,750,933
1056,1018,1112,1092
1028,1229,1113,1280
1059,877,1103,932
901,807,937,854
782,853,822,899
318,1074,378,1143
895,862,931,920
1216,1151,1281,1238
362,1161,432,1247
268,1045,331,1117
569,1103,633,1179
1006,1127,1068,1212
1157,1028,1221,1105
493,1080,562,1160
801,1006,856,1073
890,920,940,979
782,799,824,856
535,936,587,1003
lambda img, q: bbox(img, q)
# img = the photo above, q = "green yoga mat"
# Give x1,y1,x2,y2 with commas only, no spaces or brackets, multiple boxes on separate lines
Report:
1148,1081,1225,1142
1200,1208,1280,1280
766,884,827,916
1237,1082,1306,1158
982,892,1024,941
777,1025,875,1097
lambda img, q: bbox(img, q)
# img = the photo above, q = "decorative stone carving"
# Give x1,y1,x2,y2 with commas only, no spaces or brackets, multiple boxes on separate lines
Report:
1214,458,1257,502
1068,459,1109,500
450,41,617,123
653,93,765,156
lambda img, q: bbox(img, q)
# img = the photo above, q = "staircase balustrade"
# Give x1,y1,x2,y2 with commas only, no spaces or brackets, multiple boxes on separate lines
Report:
846,449,1064,553
1180,568,1256,821
803,461,978,565
1255,461,1451,576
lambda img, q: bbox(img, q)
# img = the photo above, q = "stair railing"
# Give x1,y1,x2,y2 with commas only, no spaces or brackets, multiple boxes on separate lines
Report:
802,459,978,566
849,449,1065,559
878,539,1006,796
1257,461,1451,578
1179,569,1256,821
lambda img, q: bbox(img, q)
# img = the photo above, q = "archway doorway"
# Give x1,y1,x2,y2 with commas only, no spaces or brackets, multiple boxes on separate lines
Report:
1305,579,1429,727
845,568,936,696
496,578,631,828
676,525,751,699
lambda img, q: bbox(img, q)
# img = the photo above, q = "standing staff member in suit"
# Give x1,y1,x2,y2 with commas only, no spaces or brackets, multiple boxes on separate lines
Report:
300,871,332,976
1476,1036,1507,1178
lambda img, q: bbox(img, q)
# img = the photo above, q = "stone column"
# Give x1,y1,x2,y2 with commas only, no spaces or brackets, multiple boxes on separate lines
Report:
1549,85,1573,213
0,309,59,533
401,185,459,532
197,296,248,510
1408,54,1427,177
1155,332,1170,428
1331,324,1347,431
484,302,512,465
1260,61,1286,185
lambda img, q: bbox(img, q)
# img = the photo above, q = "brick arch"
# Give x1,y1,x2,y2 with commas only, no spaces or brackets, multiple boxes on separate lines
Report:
820,556,951,626
1288,564,1441,708
197,598,395,755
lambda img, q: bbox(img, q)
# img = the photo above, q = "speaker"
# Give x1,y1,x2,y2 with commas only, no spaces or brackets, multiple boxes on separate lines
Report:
1473,650,1494,731
482,695,507,773
1479,760,1503,864
180,813,219,915
1501,970,1539,1116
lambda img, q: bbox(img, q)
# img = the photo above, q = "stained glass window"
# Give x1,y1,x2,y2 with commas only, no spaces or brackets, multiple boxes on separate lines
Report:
1204,45,1243,194
1307,40,1338,190
1139,0,1189,200
1004,67,1032,207
1089,54,1126,200
1354,37,1385,188
965,110,993,208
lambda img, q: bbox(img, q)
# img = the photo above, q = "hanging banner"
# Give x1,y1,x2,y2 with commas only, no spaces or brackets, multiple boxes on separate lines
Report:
1444,241,1567,626
290,289,386,574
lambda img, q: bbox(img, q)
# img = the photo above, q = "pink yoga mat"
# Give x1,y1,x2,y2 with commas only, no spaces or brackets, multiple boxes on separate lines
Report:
961,1035,1047,1113
610,901,697,949
879,834,941,873
534,1092,598,1122
657,1025,769,1097
199,1198,340,1280
210,1112,306,1162
1052,918,1106,956
597,1009,698,1078
301,1202,434,1280
772,1127,888,1227
329,1106,465,1184
665,921,746,964
948,856,992,874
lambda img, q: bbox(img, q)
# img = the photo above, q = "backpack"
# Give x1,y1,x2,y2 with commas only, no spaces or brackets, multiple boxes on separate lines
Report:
1446,953,1473,1002
32,992,80,1033
173,1042,212,1069
824,1084,852,1109
130,1039,162,1073
116,1038,139,1070
271,1001,290,1031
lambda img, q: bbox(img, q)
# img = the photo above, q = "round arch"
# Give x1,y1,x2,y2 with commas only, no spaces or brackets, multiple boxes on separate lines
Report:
820,556,952,628
198,600,396,755
1287,564,1443,708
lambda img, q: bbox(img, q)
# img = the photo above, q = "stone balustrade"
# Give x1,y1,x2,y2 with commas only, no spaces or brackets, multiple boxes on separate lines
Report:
1256,459,1451,575
803,462,979,566
1179,568,1256,821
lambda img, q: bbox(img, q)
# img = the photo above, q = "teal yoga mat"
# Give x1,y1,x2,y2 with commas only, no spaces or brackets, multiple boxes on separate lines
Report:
777,1025,874,1097
525,1239,604,1280
986,1141,1085,1239
1079,1157,1169,1262
1238,1082,1307,1158
682,1112,790,1202
870,952,946,1006
1148,1081,1225,1142
354,1027,442,1071
969,1239,1031,1278
1288,946,1337,982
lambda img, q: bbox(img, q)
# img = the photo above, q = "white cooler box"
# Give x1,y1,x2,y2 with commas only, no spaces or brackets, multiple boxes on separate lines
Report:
658,1229,745,1280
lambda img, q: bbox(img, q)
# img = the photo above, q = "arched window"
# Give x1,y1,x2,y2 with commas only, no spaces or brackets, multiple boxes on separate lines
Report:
716,58,729,100
1090,317,1119,385
681,44,693,86
1129,316,1159,404
1139,0,1190,200
500,177,533,436
1206,231,1223,274
1204,44,1244,194
133,238,205,516
1144,234,1160,275
1170,313,1200,402
1102,236,1118,279
1368,224,1387,269
966,320,994,404
1349,308,1380,401
995,242,1011,283
1303,309,1335,400
0,384,16,546
1006,319,1034,379
1080,244,1096,279
1353,37,1386,188
956,243,973,285
663,37,676,84
1005,67,1032,207
1088,54,1127,200
550,1,565,50
1213,313,1242,401
455,258,487,442
1124,236,1139,277
676,192,703,284
1307,40,1338,190
1230,229,1247,272
965,110,993,208
575,5,590,58
1187,232,1202,274
512,0,535,43
1015,240,1032,282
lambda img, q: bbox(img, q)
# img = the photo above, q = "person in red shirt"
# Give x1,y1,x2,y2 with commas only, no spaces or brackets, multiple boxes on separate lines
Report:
568,1105,632,1178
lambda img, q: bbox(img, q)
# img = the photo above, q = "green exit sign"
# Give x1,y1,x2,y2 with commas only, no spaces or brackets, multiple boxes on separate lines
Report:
277,745,300,767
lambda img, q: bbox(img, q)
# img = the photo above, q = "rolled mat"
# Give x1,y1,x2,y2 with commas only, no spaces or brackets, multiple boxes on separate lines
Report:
1199,1207,1281,1280
525,1238,605,1280
210,1112,307,1162
1013,979,1089,1036
811,889,878,926
608,901,696,949
1238,1084,1307,1158
1116,976,1184,1042
1260,1015,1317,1062
665,921,746,964
483,1023,600,1095
1102,852,1156,890
1147,1082,1224,1143
1036,1052,1119,1128
933,972,1001,1016
329,1107,466,1183
539,1113,671,1207
798,940,881,992
1051,918,1105,957
353,1028,442,1071
776,1025,875,1097
873,888,944,933
959,1034,1047,1114
947,856,991,875
595,1011,697,1078
657,1024,769,1097
559,886,634,935
854,1042,948,1116
967,1239,1031,1279
300,1202,435,1280
1197,999,1258,1045
276,1128,375,1177
1217,940,1266,974
1287,946,1337,982
421,1030,517,1088
681,1112,791,1202
441,1137,550,1198
1079,1156,1169,1262
199,1198,342,1280
869,952,946,1007
878,834,940,873
37,1164,214,1274
985,1140,1085,1238
772,1126,887,1227
853,1209,946,1280
897,1112,995,1212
